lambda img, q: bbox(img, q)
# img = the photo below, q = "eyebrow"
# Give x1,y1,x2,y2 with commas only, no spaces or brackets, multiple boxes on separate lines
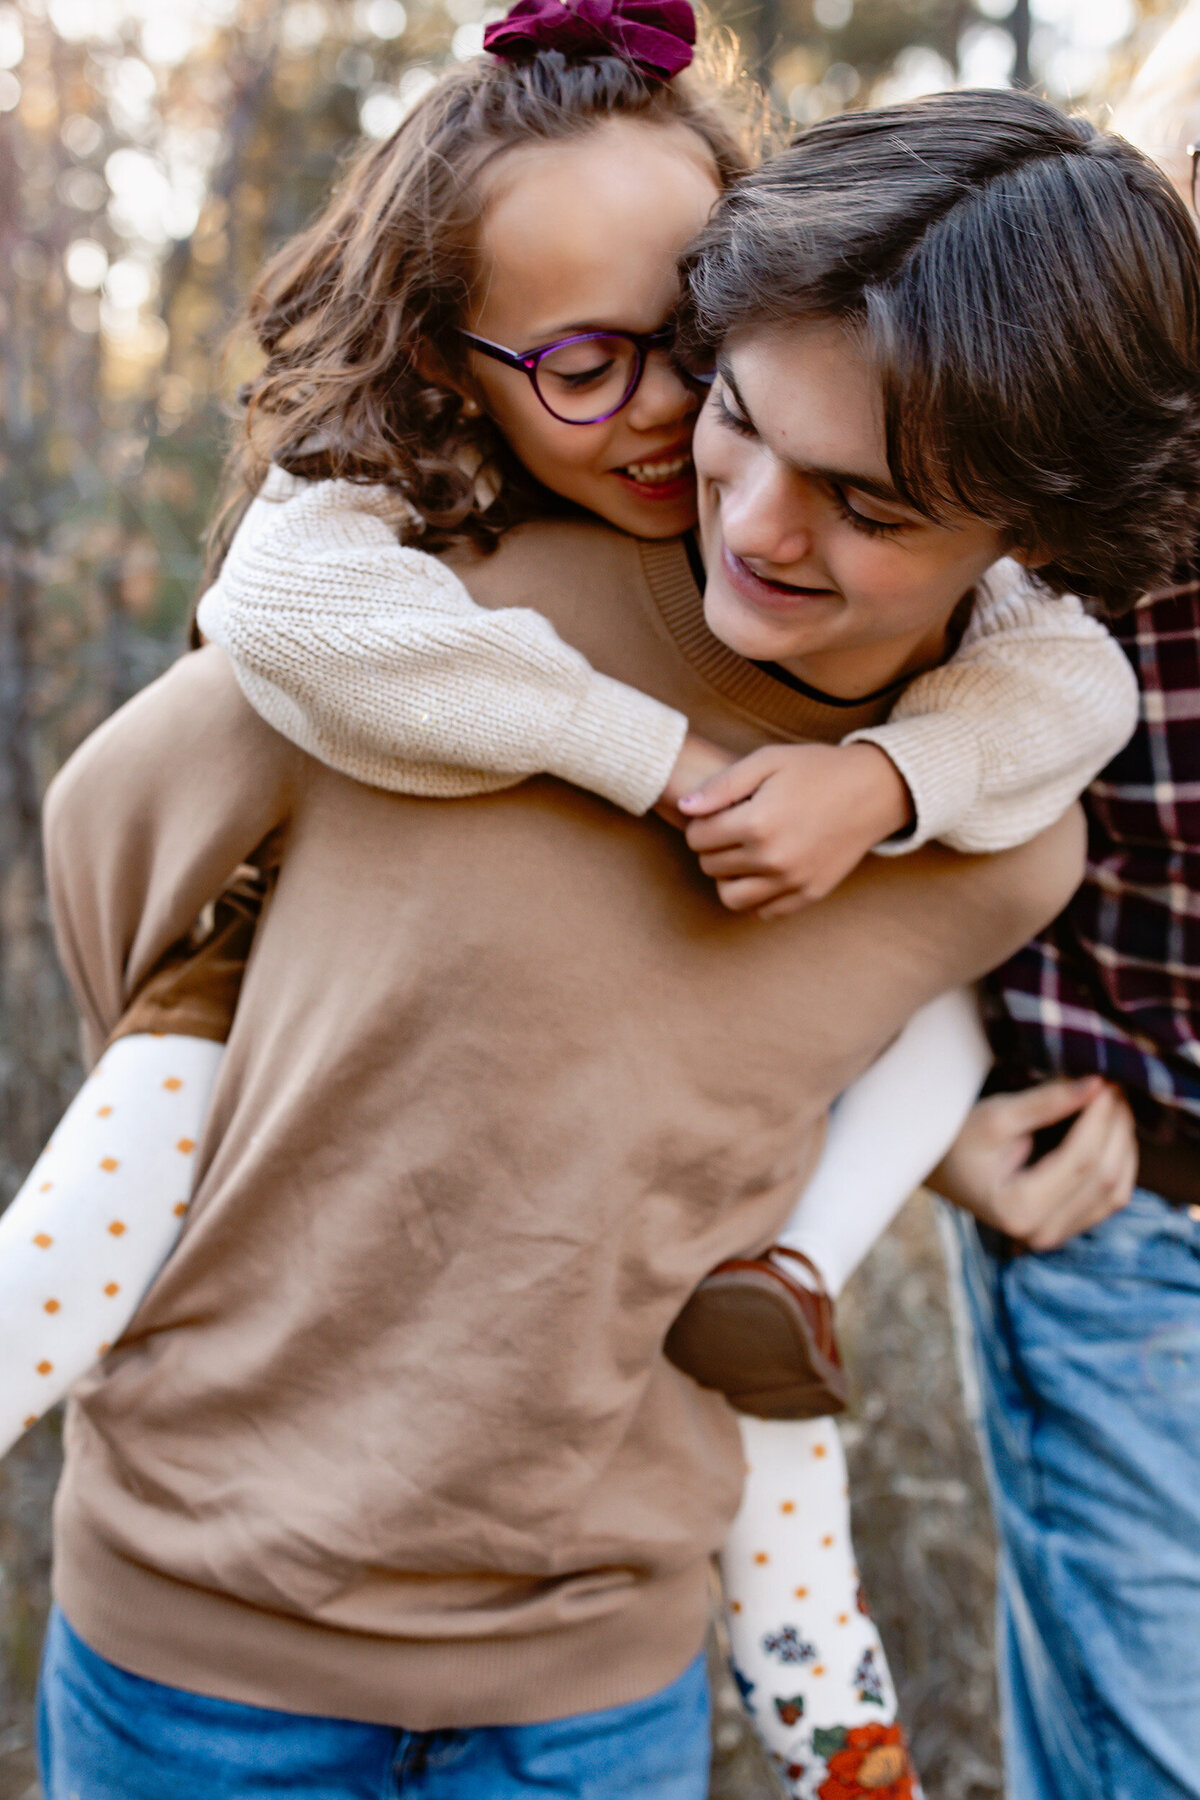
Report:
717,356,907,508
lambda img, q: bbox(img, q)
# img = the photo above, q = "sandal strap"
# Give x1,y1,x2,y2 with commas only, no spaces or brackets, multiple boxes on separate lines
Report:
708,1245,837,1363
765,1244,831,1296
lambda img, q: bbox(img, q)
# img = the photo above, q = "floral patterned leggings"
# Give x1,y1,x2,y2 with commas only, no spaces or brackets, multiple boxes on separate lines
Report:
722,1415,921,1800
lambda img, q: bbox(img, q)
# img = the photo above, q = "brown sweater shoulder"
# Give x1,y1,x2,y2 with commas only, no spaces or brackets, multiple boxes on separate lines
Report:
44,646,306,1059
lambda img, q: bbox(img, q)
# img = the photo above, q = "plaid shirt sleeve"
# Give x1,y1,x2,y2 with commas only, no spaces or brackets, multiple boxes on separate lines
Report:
984,585,1200,1145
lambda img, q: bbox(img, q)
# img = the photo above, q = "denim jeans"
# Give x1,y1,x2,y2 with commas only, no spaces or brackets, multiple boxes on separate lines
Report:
37,1607,712,1799
947,1190,1200,1800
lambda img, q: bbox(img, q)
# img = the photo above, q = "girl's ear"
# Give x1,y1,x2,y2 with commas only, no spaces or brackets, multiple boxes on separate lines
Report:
415,344,480,414
415,343,467,401
1010,542,1053,570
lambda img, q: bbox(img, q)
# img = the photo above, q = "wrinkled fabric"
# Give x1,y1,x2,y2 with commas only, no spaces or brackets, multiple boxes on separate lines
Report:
987,584,1200,1148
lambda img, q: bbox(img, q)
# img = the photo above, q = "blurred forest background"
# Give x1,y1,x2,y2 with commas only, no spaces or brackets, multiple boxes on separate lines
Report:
0,0,1194,1794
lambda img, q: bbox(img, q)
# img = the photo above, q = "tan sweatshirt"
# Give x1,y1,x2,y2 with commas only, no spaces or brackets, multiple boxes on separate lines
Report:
45,520,1084,1731
196,468,1137,847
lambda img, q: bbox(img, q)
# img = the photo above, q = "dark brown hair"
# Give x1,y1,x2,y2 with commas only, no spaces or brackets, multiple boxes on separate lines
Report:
208,37,761,577
684,90,1200,613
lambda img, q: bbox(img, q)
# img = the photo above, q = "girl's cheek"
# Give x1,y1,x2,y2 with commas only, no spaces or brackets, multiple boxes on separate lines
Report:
548,422,612,471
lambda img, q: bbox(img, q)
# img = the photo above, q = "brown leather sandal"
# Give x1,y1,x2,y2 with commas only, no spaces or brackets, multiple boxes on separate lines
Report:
663,1245,848,1420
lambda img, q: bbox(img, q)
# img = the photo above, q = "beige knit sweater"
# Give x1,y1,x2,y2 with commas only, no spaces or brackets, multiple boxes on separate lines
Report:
46,521,1085,1731
197,468,1138,847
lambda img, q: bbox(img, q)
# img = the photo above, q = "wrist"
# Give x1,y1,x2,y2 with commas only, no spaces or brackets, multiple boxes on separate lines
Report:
842,742,915,845
661,732,736,808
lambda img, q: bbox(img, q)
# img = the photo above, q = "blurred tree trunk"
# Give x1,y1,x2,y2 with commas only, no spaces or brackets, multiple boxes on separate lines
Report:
0,101,82,1203
1010,0,1031,85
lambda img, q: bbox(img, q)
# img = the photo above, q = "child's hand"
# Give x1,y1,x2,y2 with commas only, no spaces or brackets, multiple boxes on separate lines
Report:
928,1077,1136,1250
677,742,914,918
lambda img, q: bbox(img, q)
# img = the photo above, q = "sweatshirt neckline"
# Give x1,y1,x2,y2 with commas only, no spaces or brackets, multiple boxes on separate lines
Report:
637,537,897,738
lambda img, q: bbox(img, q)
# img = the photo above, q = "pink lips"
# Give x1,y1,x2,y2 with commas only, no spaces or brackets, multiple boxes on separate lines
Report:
614,466,694,504
612,435,695,505
720,542,835,614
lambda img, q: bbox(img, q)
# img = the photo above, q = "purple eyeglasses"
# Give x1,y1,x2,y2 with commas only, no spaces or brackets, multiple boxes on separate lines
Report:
458,324,711,425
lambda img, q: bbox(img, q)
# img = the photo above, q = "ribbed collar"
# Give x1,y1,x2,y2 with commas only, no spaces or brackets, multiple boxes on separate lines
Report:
637,537,897,740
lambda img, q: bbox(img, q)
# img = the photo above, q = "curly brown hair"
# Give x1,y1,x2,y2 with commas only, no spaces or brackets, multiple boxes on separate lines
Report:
207,35,763,579
683,90,1200,615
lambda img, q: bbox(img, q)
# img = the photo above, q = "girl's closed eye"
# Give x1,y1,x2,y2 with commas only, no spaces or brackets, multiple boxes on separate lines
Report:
559,361,616,390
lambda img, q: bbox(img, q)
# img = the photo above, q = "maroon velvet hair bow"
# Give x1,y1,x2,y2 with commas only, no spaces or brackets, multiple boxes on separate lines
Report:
483,0,697,80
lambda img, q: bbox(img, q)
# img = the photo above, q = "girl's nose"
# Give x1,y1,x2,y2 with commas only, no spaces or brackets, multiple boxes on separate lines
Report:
624,351,699,432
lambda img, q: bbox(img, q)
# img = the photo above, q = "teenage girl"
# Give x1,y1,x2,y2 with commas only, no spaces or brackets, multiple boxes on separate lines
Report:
8,13,1139,1793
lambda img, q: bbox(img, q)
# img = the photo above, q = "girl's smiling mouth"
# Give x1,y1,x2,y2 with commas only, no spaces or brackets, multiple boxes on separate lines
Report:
613,438,694,502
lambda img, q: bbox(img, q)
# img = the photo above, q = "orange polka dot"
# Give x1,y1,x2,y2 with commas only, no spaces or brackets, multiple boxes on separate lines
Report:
23,1416,37,1430
812,1443,828,1459
780,1500,796,1515
793,1586,808,1599
43,1299,60,1315
99,1157,119,1173
176,1138,195,1155
729,1600,742,1614
821,1534,835,1548
173,1202,187,1217
753,1551,769,1565
38,1182,52,1194
108,1221,126,1237
812,1664,826,1677
838,1613,850,1625
163,1077,183,1091
96,1105,113,1118
36,1360,52,1376
104,1282,120,1297
33,1233,52,1249
98,1342,111,1355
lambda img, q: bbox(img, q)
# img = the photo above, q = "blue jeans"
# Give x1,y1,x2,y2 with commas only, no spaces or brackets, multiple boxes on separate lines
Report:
37,1608,711,1799
947,1191,1200,1800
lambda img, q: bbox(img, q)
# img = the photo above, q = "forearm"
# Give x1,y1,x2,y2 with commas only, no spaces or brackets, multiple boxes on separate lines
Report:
198,473,688,816
847,562,1139,854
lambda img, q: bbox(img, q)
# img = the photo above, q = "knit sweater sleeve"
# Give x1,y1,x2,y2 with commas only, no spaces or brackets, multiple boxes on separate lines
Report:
196,471,688,817
845,559,1139,855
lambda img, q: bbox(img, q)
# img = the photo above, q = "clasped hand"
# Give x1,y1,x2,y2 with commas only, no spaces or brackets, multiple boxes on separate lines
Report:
658,736,914,919
929,1077,1137,1250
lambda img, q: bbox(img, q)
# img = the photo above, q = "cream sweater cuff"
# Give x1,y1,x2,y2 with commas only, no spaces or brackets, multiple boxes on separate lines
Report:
548,674,688,816
845,714,984,856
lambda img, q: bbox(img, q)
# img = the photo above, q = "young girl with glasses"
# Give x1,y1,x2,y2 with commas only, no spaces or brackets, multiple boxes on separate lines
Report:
13,11,1161,1794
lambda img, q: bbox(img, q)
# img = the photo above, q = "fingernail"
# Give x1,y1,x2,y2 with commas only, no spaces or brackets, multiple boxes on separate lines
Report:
678,794,701,810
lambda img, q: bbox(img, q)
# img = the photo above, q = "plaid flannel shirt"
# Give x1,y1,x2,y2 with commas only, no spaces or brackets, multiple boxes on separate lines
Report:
986,583,1200,1147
